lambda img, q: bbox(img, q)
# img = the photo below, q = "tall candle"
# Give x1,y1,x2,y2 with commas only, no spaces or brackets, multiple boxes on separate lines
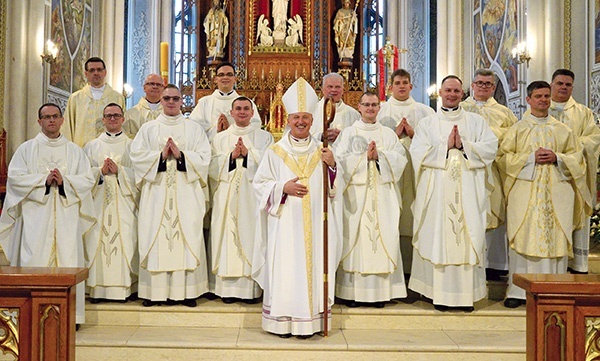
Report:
160,42,169,84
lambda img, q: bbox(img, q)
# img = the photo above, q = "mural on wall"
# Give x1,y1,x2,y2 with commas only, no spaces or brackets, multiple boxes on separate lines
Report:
472,0,519,97
48,0,93,102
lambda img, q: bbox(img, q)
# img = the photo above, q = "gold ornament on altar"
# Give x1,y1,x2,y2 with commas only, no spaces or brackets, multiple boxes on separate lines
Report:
267,83,288,140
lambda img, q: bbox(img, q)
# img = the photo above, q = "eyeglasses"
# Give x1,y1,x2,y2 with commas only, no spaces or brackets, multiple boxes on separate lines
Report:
216,72,235,78
162,96,181,102
145,82,164,87
474,81,494,88
360,102,380,108
103,114,123,120
40,114,62,120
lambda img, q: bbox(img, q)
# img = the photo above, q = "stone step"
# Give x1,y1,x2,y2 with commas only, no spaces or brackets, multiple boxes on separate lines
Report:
77,280,525,360
76,325,525,361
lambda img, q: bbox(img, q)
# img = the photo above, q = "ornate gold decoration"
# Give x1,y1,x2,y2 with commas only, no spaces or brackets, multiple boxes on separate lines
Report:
39,305,60,361
585,317,600,361
544,312,566,361
564,0,571,69
0,308,19,359
266,83,287,140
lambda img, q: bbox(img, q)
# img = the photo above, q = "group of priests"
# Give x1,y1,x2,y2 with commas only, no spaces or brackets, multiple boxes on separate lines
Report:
0,55,598,339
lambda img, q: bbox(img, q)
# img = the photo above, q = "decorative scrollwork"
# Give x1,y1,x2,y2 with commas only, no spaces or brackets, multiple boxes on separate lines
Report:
0,308,19,359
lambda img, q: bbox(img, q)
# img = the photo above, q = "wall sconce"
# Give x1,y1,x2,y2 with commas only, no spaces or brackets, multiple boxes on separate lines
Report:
512,41,531,67
122,83,134,99
41,40,58,64
427,84,439,100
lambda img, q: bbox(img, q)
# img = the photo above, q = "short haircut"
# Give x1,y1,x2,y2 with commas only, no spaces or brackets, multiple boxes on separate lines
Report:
164,83,180,92
231,96,253,109
215,62,235,74
38,103,62,119
104,102,124,114
526,80,551,97
472,68,496,82
322,73,344,87
359,91,380,103
551,69,575,81
441,75,462,85
85,57,106,71
390,69,412,83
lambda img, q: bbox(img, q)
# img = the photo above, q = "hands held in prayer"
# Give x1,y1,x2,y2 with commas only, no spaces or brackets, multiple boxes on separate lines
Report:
535,147,557,164
395,118,415,138
321,147,336,168
162,137,182,160
46,168,63,186
367,141,379,160
284,176,308,198
323,128,341,143
101,158,118,175
217,114,230,133
447,125,463,150
231,137,248,159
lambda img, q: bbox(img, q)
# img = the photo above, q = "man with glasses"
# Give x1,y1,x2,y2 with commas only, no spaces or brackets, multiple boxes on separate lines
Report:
461,69,517,281
377,69,434,275
64,57,125,147
334,91,407,308
189,62,261,141
84,103,138,304
310,73,361,144
124,73,164,136
0,103,96,327
409,76,497,312
549,69,600,275
130,85,211,307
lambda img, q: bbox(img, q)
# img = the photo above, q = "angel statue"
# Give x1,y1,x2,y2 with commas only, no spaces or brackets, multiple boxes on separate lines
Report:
257,14,274,46
285,15,303,47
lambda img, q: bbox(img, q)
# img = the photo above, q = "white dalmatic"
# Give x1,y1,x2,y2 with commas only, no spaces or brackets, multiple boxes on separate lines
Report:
334,120,408,302
84,132,139,300
210,123,273,298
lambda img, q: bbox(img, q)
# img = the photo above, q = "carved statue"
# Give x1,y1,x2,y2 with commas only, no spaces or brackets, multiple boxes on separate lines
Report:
267,83,288,139
204,0,229,59
272,0,289,33
333,0,358,59
285,15,303,47
257,14,274,47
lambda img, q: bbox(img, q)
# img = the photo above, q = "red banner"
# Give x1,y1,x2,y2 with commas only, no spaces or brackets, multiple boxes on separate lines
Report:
377,45,399,101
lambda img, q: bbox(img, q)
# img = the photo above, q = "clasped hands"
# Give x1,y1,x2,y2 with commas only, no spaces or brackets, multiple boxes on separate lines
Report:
283,148,336,198
162,137,181,160
101,158,118,175
231,137,248,159
447,125,463,150
46,168,63,186
395,118,414,138
535,147,557,164
217,114,230,133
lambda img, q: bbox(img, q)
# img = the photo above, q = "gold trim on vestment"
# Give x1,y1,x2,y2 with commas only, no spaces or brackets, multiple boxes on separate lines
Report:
271,143,322,316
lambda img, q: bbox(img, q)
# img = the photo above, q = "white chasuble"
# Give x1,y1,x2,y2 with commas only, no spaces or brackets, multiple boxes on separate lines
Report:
0,133,96,322
335,121,407,274
253,135,343,335
210,124,273,296
84,133,138,298
130,114,211,274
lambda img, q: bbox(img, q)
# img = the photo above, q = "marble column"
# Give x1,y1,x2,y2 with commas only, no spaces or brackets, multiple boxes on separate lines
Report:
436,1,462,83
101,0,126,95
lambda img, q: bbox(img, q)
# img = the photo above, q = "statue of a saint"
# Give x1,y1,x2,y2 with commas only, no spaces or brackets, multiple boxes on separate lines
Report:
257,14,274,47
204,0,229,59
333,0,358,59
285,15,303,47
272,0,289,34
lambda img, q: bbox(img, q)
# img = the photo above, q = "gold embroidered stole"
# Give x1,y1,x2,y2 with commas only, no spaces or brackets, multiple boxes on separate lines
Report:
271,143,322,315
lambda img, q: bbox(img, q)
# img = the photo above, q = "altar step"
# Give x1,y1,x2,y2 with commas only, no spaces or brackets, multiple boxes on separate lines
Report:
76,280,525,361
